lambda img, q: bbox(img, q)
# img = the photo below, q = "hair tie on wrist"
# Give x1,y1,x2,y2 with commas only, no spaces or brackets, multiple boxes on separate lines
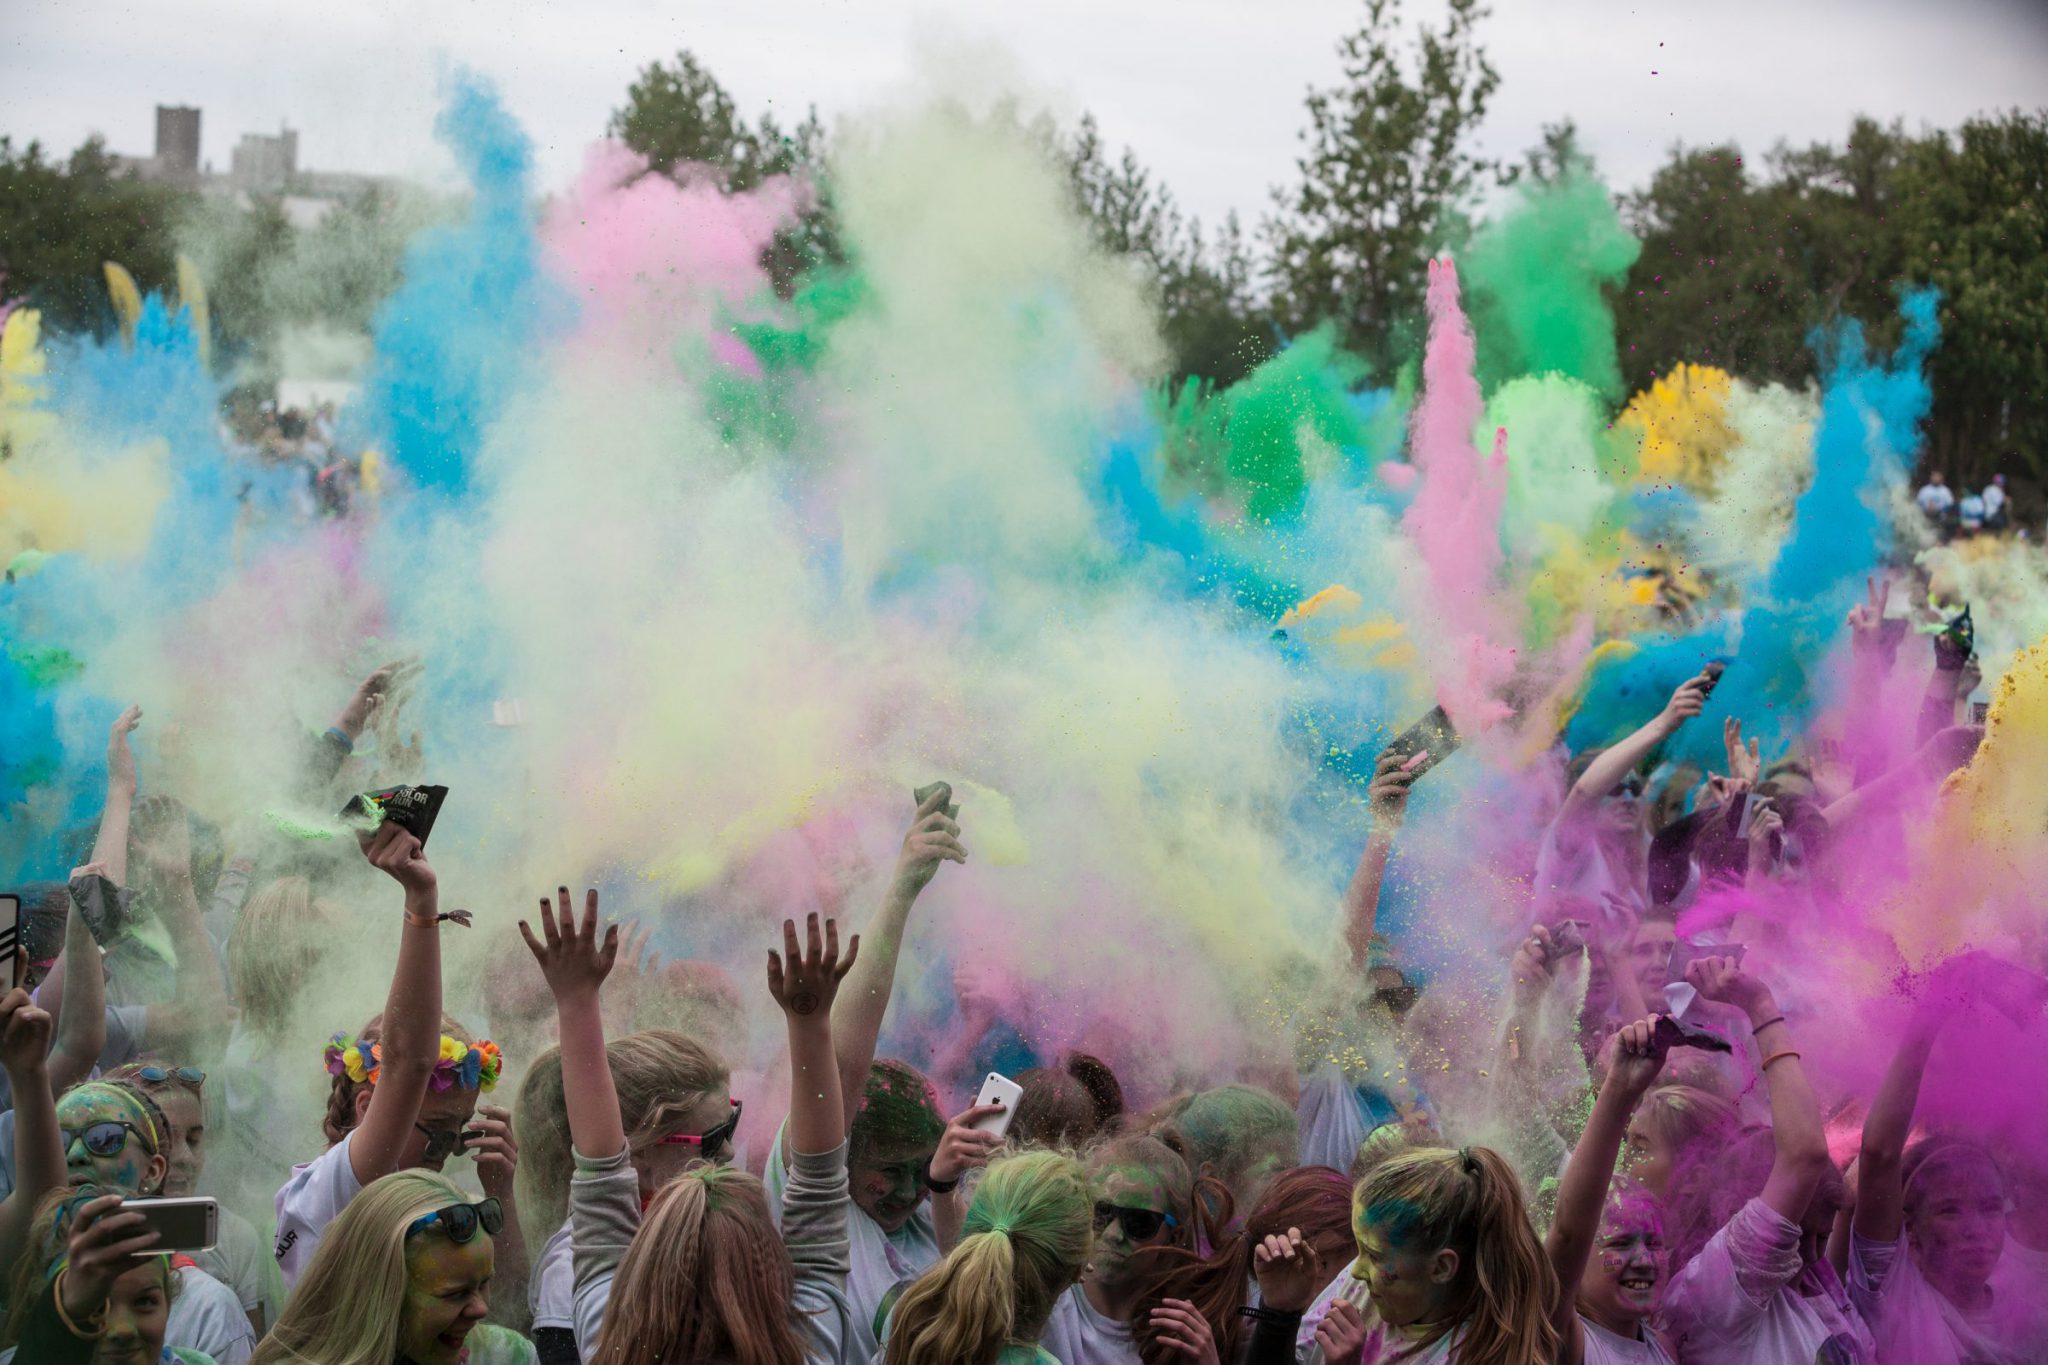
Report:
1750,1014,1787,1034
1760,1049,1802,1070
405,909,473,929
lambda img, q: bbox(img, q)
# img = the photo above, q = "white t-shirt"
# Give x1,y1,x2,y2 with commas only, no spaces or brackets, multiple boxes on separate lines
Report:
1580,1316,1673,1365
191,1206,283,1331
1983,484,2007,517
1847,1230,2048,1365
528,1217,576,1332
273,1130,362,1288
1041,1284,1139,1363
1661,1198,1873,1364
765,1121,938,1364
167,1262,258,1365
1299,1268,1458,1363
1919,483,1956,514
1532,815,1636,920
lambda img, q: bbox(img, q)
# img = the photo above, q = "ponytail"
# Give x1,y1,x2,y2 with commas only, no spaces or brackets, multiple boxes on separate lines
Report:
883,1150,1091,1365
1354,1146,1558,1365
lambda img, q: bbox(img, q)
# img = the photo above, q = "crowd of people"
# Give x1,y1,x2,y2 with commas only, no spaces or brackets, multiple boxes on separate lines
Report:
0,567,2043,1365
219,398,373,523
1915,471,2016,539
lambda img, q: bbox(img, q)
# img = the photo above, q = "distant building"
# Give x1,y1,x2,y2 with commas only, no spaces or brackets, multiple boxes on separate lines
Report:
230,126,299,194
154,106,201,183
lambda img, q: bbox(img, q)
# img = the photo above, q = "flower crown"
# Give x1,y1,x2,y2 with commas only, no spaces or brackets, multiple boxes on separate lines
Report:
325,1033,503,1093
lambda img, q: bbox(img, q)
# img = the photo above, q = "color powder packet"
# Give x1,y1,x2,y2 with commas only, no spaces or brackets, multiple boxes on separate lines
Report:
341,784,450,847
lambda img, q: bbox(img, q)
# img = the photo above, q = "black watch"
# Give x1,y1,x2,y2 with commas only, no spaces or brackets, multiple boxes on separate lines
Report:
924,1165,960,1194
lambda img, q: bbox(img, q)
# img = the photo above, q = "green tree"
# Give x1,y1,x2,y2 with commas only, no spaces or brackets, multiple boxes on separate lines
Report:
1058,114,1272,386
0,135,190,337
1895,109,2048,485
1266,0,1500,376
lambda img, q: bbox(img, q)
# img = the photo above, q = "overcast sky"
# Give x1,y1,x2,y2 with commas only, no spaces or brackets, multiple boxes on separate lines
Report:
6,0,2046,228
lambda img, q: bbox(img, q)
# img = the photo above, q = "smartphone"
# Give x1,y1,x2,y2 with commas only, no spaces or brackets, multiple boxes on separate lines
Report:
1698,660,1727,696
1668,942,1746,984
0,895,19,989
1969,701,1989,725
1383,705,1461,778
968,1072,1024,1139
122,1196,218,1255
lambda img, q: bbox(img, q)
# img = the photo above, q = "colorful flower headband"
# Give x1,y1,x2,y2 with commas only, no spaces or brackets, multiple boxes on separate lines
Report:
325,1034,503,1093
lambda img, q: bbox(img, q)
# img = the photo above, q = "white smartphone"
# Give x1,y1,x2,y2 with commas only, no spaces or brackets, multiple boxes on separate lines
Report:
0,895,19,990
968,1071,1024,1139
122,1196,219,1255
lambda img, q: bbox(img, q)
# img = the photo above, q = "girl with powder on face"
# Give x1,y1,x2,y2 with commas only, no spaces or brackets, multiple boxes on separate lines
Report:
41,1081,256,1365
251,1168,536,1365
1261,1144,1558,1365
104,1063,281,1339
1039,1134,1202,1365
524,887,860,1363
1546,1016,1685,1365
1657,958,1873,1364
1845,953,2048,1363
272,825,512,1293
0,1188,206,1365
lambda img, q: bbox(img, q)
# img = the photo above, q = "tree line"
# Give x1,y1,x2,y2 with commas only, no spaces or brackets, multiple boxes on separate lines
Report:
2,0,2041,487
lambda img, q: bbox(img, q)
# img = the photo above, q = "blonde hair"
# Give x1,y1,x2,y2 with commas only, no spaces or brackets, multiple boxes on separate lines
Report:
1636,1084,1738,1156
228,876,342,1037
587,1164,805,1365
251,1169,474,1365
1353,1146,1559,1365
883,1150,1093,1365
514,1030,728,1245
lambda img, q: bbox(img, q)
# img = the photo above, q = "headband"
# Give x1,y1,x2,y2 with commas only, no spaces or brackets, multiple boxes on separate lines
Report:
325,1033,502,1093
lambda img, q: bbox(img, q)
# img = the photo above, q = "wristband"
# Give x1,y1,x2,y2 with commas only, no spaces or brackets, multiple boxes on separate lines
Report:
1760,1049,1802,1070
1236,1305,1300,1323
52,1268,108,1340
924,1165,960,1194
404,909,474,930
1750,1014,1787,1034
325,726,355,753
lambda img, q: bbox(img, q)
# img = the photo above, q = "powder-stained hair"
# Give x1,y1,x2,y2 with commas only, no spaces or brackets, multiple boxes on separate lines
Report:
228,875,343,1038
1354,1146,1560,1365
1126,1163,1354,1365
1159,1084,1297,1207
882,1151,1093,1365
587,1163,807,1365
850,1057,945,1163
1012,1053,1126,1150
250,1169,474,1365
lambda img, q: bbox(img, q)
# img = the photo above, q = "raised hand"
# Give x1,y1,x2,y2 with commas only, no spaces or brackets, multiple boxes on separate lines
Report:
1847,574,1887,644
1686,956,1772,1021
335,660,417,741
928,1103,1006,1186
361,823,435,897
106,705,142,797
891,789,967,901
1148,1298,1222,1364
0,988,53,1080
1745,798,1784,872
1368,749,1419,825
133,794,193,881
1510,924,1559,1006
766,912,859,1021
464,1103,519,1201
519,887,619,1004
1607,1015,1671,1097
1657,674,1709,734
59,1194,160,1321
1252,1226,1327,1314
1722,716,1762,786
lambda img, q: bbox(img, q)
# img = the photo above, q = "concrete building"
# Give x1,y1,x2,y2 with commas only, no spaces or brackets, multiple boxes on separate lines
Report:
154,105,201,183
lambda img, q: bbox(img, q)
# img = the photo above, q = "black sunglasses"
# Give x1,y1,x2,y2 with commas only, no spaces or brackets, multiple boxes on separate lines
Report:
1608,775,1644,800
414,1122,466,1162
1093,1201,1177,1241
406,1197,504,1245
63,1121,155,1159
650,1099,742,1162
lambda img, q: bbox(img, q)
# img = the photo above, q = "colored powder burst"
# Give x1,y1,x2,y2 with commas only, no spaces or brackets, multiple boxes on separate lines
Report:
1615,363,1735,489
1464,173,1641,401
362,68,567,496
1686,380,1818,590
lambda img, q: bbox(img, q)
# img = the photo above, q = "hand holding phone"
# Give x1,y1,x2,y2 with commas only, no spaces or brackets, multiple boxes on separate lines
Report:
967,1071,1024,1139
120,1196,218,1255
0,895,19,990
1382,706,1461,780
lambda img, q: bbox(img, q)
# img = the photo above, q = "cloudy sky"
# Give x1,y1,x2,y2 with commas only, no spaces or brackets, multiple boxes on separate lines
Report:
6,0,2046,227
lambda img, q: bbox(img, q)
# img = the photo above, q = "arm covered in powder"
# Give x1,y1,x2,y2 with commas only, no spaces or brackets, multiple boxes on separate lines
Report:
831,790,965,1136
1557,674,1707,830
1342,749,1414,973
347,826,446,1187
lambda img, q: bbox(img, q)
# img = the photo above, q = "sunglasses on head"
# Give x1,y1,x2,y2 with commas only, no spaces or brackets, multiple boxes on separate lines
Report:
1093,1201,1177,1241
138,1065,205,1090
63,1121,154,1159
406,1197,504,1245
1608,775,1644,800
651,1099,742,1160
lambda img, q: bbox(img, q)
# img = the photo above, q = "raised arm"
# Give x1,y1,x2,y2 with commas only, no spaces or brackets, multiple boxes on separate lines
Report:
767,912,858,1157
42,872,108,1095
520,887,624,1159
347,824,445,1186
1547,1017,1671,1364
832,792,965,1131
90,706,143,886
1689,959,1827,1222
1343,750,1415,972
0,991,63,1270
1853,1010,1940,1247
1558,674,1708,828
133,799,233,1053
